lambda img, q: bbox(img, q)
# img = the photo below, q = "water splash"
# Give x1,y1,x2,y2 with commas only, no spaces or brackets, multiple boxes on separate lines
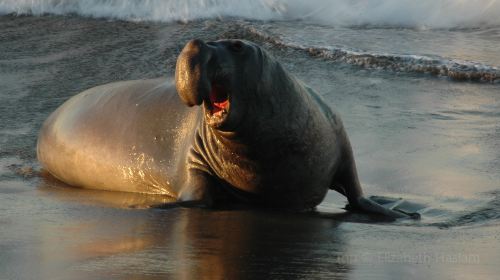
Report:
285,0,500,29
429,191,500,228
0,0,284,22
2,0,500,28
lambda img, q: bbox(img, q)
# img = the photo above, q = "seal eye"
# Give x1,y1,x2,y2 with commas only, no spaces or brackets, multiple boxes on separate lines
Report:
229,41,244,53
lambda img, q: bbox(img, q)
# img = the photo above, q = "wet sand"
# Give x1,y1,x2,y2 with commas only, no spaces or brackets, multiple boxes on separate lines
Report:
1,180,499,280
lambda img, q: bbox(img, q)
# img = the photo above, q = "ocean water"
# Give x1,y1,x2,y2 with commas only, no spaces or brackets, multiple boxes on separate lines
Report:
1,1,500,279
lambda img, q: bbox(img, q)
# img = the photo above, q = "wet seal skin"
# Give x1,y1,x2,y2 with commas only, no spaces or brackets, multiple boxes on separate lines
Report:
37,39,414,219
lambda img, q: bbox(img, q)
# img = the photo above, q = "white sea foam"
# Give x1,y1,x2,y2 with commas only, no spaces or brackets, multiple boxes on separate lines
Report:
0,0,283,22
232,23,500,82
1,0,500,28
285,0,500,28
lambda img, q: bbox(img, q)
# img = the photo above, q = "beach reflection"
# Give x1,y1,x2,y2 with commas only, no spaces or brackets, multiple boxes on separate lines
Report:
35,180,351,279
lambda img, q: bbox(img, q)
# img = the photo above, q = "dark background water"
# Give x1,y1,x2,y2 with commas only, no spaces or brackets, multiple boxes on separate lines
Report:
1,14,500,279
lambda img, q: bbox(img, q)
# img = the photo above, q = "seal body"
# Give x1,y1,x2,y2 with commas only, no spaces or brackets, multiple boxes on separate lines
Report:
38,39,408,217
37,79,199,196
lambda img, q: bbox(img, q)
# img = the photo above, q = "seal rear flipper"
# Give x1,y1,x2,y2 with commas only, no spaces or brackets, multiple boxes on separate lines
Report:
346,196,421,220
369,196,422,219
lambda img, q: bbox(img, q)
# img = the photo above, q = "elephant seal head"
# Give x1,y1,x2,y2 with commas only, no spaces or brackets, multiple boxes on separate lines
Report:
176,39,278,131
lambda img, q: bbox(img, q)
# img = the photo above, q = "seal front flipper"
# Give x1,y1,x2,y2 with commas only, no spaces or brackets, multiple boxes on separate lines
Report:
151,170,216,209
180,170,215,203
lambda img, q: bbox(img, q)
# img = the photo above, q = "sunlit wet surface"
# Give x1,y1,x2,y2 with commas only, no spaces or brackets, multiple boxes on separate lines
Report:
1,15,500,279
2,183,499,280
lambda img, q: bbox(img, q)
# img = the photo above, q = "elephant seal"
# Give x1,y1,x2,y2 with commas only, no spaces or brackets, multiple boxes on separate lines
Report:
38,39,409,218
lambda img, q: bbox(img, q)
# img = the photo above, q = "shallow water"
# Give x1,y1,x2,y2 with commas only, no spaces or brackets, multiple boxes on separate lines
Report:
2,184,500,280
1,4,500,279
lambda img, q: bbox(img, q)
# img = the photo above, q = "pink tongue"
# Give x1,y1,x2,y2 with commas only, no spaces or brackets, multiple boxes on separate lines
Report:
210,85,228,113
213,99,228,110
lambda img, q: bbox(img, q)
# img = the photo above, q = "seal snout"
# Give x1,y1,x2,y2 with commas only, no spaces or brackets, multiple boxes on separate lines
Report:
175,39,213,107
175,39,232,128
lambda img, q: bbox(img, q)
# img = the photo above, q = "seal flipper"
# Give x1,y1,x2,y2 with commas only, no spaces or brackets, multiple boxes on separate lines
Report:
368,196,422,219
179,170,215,205
150,170,216,209
346,196,418,219
331,137,417,219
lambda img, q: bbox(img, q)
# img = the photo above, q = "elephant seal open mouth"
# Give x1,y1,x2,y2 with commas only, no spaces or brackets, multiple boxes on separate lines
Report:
175,39,248,130
37,39,413,219
204,76,231,126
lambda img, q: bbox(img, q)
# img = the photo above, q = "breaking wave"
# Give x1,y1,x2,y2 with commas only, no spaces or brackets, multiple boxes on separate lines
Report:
231,24,500,83
2,0,500,82
0,0,283,22
285,0,500,29
2,0,500,28
304,46,500,83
